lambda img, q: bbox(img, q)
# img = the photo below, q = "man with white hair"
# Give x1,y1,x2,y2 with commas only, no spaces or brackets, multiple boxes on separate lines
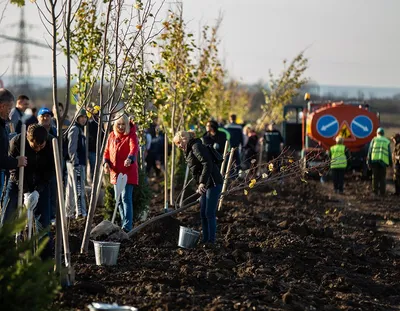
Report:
367,127,392,196
328,136,350,194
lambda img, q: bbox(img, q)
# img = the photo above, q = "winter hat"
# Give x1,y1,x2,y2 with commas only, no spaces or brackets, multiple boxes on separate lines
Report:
77,109,87,118
377,127,384,135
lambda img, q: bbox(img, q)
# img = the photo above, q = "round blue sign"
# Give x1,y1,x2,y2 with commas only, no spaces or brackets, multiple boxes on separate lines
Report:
316,115,339,138
350,115,373,138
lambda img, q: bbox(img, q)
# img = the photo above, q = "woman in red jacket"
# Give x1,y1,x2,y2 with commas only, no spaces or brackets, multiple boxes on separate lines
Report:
104,114,138,231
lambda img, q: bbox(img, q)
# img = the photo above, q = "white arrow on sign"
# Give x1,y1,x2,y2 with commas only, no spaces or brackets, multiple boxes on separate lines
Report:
353,120,369,132
321,120,338,131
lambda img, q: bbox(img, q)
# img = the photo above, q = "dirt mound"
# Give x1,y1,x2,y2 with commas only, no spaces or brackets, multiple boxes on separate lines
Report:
135,215,182,246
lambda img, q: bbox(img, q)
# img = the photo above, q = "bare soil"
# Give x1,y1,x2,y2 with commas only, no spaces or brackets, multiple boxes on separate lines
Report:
54,177,400,311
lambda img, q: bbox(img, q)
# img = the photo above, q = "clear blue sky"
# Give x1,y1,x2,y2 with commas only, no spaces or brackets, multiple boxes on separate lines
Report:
1,0,399,88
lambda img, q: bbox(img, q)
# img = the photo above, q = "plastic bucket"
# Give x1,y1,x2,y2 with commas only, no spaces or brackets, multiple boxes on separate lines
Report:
88,302,138,311
93,241,121,266
178,226,200,249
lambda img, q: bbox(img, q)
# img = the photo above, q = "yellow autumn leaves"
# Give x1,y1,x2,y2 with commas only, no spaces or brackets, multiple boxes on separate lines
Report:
79,104,100,118
244,179,257,195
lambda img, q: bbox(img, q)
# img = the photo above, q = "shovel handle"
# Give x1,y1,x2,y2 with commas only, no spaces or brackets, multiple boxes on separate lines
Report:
111,193,121,224
127,195,201,238
17,124,26,209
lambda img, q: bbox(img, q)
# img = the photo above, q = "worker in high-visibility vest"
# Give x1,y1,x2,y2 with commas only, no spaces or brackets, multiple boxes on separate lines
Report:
328,136,350,194
367,128,392,196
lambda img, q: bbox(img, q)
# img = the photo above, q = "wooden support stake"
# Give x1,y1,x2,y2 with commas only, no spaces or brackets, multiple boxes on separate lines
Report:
164,133,168,211
257,140,264,176
220,140,229,176
52,138,74,285
179,165,190,208
218,147,236,211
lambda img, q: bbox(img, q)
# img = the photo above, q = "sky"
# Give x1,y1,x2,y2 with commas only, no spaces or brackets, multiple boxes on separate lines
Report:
1,0,400,88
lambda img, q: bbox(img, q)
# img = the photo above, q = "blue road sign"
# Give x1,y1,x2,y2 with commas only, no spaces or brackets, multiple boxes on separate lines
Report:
350,115,373,138
316,115,339,138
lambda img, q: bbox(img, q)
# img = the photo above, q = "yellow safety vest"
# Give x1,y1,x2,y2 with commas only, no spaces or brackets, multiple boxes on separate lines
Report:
330,144,347,169
371,136,390,166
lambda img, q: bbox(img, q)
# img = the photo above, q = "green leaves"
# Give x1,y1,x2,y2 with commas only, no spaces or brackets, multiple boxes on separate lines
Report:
69,1,104,108
258,52,309,128
10,0,25,6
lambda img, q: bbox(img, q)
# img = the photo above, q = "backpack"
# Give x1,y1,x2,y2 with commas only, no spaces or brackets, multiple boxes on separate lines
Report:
205,144,223,165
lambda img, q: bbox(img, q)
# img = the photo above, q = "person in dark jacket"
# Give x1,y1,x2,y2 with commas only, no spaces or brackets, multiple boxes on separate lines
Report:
202,120,227,156
38,107,57,221
88,115,103,182
224,114,243,178
0,89,27,206
241,124,259,171
16,107,38,134
202,120,228,172
145,126,164,178
173,131,223,245
263,122,284,162
1,124,55,235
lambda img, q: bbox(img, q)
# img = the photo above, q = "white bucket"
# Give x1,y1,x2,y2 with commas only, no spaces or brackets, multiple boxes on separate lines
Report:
93,241,121,266
88,302,138,311
178,226,200,249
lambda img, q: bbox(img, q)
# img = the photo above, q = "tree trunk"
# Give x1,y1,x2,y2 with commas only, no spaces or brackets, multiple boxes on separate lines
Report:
164,132,168,211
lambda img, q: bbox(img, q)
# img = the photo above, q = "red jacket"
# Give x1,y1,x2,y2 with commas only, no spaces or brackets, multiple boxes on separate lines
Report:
104,123,139,185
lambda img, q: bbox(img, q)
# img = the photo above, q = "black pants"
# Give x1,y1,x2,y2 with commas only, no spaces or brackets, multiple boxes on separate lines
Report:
372,164,387,195
394,164,400,194
331,168,345,192
145,154,162,177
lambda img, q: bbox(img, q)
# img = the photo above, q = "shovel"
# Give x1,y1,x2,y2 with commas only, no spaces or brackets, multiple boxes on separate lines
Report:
111,173,128,225
24,191,40,240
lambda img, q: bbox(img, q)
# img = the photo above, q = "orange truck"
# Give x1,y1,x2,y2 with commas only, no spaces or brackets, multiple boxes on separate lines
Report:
282,95,380,177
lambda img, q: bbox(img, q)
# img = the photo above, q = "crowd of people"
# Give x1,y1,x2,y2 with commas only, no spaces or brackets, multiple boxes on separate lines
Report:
0,85,284,248
1,86,399,250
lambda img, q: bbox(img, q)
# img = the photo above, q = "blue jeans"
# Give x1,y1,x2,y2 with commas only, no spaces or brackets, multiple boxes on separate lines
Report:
114,184,134,231
200,183,222,243
1,182,53,258
1,181,51,230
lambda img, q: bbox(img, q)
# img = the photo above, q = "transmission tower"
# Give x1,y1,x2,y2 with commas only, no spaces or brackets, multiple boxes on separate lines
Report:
0,8,47,94
11,8,31,93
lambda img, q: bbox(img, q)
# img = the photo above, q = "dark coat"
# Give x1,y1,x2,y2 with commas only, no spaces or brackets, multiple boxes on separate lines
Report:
0,118,18,170
242,133,259,170
9,133,55,192
185,138,223,188
202,130,227,155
